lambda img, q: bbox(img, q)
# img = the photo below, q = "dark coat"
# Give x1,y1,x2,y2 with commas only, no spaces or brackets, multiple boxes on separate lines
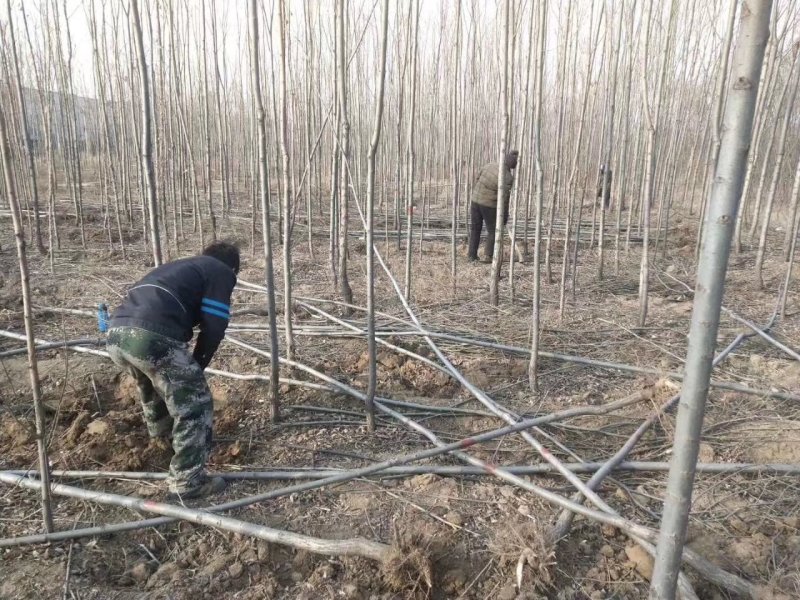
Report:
110,255,236,368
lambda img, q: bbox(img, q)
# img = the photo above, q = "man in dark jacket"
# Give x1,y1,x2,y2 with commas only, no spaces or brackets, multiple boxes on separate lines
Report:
468,150,519,262
106,241,239,499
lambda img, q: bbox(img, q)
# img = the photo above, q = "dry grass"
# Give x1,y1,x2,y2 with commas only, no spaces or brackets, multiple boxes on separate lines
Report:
382,520,435,593
487,516,556,592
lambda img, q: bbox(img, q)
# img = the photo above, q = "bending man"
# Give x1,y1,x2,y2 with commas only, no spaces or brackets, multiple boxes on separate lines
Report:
106,241,239,500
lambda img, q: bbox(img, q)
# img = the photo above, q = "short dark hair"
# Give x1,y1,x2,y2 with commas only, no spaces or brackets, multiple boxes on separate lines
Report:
202,241,240,274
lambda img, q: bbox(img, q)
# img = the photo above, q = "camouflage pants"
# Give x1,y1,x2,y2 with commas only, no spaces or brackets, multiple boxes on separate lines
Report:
107,326,213,493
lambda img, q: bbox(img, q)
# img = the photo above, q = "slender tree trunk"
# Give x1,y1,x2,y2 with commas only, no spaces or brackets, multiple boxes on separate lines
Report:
614,4,634,274
394,10,408,252
755,59,799,288
734,5,778,252
402,0,419,300
545,3,572,284
638,0,675,328
528,0,546,391
0,104,54,533
210,7,229,217
201,1,217,240
650,1,772,596
508,1,535,302
130,0,162,266
706,0,737,198
780,159,800,318
784,153,800,262
266,9,283,247
303,4,316,258
599,4,622,281
489,0,511,306
336,0,353,307
686,120,710,217
54,1,86,248
250,0,281,422
20,3,58,261
276,0,295,360
561,2,601,310
363,0,390,433
449,1,461,289
6,0,44,253
89,0,125,259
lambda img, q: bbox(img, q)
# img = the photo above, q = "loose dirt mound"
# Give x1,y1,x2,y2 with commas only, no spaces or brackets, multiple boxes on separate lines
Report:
733,420,800,463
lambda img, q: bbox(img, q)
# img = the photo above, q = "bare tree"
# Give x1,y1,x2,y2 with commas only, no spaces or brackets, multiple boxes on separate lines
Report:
544,2,573,284
650,1,772,595
250,0,281,421
784,151,800,262
0,103,54,533
276,0,295,360
53,0,86,248
200,1,217,240
210,6,230,217
598,3,623,280
528,0,546,391
734,4,778,253
614,3,635,275
780,152,800,318
449,1,461,287
130,0,162,266
363,0,390,432
637,0,676,327
696,0,737,259
88,0,125,258
489,0,511,306
755,57,799,288
5,0,44,253
403,0,419,301
20,2,59,265
336,0,353,307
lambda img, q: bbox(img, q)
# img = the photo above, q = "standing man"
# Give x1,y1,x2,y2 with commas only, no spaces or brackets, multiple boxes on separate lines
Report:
468,150,519,262
106,241,239,500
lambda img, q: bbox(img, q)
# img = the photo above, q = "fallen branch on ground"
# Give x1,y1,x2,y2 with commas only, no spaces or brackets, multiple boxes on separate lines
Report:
8,461,799,481
0,472,392,562
0,393,636,548
227,337,758,598
552,311,777,541
0,338,105,358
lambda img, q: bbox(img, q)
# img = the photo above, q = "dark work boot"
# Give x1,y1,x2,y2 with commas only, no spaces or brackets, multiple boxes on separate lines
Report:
166,475,227,501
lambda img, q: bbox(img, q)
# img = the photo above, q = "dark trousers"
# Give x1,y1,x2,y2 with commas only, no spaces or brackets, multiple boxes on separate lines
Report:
468,202,508,260
107,326,213,493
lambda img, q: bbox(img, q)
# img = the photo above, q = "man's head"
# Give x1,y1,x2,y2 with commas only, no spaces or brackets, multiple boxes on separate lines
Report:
505,150,519,170
202,241,240,275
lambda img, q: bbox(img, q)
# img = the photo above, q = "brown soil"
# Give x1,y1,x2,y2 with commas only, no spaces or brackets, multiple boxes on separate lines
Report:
1,201,799,599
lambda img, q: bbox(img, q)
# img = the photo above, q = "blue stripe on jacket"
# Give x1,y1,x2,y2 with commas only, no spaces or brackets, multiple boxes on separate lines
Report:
201,306,229,320
202,297,230,313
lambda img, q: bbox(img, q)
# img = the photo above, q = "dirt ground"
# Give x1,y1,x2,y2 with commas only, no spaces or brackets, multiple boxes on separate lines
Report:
1,196,800,600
